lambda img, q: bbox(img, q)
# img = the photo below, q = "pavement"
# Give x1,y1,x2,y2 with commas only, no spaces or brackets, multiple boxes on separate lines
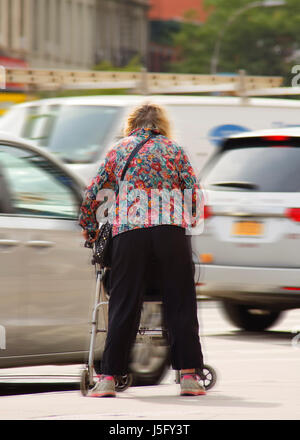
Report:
0,302,299,421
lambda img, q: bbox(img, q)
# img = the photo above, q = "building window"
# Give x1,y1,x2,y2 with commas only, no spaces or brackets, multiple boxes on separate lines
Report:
56,0,61,46
66,0,72,61
77,2,83,63
7,0,12,49
44,0,50,44
20,0,25,39
0,0,2,43
33,0,39,51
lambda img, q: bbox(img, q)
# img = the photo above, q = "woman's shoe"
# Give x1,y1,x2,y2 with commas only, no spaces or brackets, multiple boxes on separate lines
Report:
89,375,116,397
180,374,206,396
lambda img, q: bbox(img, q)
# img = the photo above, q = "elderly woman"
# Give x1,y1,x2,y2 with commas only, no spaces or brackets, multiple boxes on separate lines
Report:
79,102,205,397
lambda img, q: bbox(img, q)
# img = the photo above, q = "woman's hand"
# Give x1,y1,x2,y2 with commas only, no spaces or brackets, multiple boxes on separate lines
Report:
81,229,99,243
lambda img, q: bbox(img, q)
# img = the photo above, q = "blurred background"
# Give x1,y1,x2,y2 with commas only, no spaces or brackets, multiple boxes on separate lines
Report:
0,0,300,111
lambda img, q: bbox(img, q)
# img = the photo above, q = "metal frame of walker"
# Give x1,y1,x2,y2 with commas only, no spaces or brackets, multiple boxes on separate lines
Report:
80,257,134,396
80,242,217,396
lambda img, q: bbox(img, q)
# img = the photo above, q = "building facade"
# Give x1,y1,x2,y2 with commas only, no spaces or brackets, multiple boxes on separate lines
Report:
0,0,150,69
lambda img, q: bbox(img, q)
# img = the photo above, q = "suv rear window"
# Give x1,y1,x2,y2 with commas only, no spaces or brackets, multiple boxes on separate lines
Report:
202,145,300,192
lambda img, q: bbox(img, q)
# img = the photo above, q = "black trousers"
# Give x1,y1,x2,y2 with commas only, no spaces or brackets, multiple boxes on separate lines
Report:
101,225,204,375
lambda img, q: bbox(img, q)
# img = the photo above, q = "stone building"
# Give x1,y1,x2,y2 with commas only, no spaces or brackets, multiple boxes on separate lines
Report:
0,0,150,69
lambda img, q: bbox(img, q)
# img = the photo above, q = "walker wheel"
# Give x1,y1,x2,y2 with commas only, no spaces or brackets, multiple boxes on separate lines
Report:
80,368,95,396
197,364,217,391
115,373,133,392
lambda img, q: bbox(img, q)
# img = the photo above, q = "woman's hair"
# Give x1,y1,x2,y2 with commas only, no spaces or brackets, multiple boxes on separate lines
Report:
123,102,172,138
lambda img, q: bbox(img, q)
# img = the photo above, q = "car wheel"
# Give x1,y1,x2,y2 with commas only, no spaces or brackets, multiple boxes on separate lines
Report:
129,338,170,386
93,341,170,386
222,301,282,331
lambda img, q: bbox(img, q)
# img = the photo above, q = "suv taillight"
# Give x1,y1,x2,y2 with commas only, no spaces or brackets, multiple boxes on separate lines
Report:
204,205,213,219
264,135,291,142
285,208,300,222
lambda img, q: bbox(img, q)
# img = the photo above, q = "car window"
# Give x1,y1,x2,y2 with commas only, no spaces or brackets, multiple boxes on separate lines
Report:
202,146,300,192
0,143,79,218
21,105,56,143
20,105,122,164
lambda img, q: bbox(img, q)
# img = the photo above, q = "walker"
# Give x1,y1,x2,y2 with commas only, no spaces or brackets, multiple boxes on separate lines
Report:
80,240,217,396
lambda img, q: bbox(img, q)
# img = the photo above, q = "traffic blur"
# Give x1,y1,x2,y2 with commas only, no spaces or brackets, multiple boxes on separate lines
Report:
2,94,300,330
0,132,96,365
193,127,300,330
2,95,300,183
0,132,169,385
2,96,300,334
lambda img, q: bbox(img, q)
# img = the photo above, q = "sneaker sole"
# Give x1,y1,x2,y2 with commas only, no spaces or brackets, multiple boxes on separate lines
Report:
89,392,116,398
180,390,206,396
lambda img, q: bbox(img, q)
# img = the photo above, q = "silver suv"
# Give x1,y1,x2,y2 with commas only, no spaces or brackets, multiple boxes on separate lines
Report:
0,132,169,384
193,127,300,331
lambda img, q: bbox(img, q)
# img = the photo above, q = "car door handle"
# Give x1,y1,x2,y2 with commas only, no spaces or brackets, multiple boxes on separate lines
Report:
25,240,55,248
0,239,21,247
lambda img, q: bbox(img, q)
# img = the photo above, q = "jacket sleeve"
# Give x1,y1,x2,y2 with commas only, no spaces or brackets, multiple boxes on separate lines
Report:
78,149,117,233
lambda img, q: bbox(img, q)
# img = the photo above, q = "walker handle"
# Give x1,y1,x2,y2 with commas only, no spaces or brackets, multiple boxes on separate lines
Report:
84,231,97,248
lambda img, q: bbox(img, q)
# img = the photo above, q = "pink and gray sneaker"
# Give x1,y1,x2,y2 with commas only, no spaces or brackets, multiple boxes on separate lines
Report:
180,374,206,396
89,375,116,397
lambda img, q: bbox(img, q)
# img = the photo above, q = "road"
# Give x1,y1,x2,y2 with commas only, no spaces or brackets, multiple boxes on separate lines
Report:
0,301,299,421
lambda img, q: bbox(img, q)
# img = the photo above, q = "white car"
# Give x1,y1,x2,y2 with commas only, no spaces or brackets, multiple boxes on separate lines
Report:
2,94,300,183
193,127,300,331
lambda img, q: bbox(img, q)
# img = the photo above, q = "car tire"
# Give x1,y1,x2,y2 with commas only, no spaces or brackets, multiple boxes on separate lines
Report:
222,301,282,331
130,358,170,386
93,342,170,387
129,339,170,386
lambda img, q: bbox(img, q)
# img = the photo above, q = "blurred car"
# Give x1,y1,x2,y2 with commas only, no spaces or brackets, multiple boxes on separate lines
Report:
193,127,300,331
0,95,206,183
3,94,300,334
2,95,300,183
0,132,169,384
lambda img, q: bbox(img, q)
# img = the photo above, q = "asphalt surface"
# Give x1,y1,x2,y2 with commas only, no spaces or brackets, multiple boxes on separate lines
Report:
0,301,299,422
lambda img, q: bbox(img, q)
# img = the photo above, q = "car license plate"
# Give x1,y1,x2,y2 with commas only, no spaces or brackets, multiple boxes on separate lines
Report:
232,221,264,236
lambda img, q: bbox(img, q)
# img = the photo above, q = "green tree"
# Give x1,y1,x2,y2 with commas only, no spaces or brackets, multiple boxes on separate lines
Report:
169,0,300,82
93,55,142,72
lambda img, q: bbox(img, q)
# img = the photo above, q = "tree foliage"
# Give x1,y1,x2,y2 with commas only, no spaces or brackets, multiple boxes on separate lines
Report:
169,0,300,82
93,55,142,72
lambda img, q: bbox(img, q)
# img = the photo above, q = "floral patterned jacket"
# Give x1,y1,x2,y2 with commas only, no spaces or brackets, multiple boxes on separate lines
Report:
79,128,202,237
